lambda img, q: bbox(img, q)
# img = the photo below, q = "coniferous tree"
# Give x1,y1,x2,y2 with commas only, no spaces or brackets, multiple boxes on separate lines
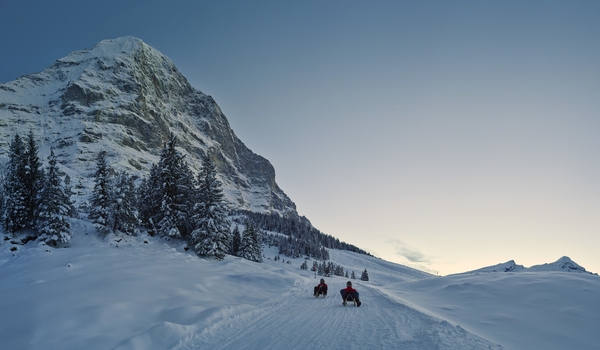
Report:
351,271,356,279
238,220,263,262
63,174,78,218
154,136,195,239
2,134,28,234
175,160,197,237
0,160,6,221
189,149,230,260
109,172,139,235
231,225,241,255
317,262,325,276
36,148,72,246
23,130,43,229
361,269,369,281
137,164,162,233
89,150,112,235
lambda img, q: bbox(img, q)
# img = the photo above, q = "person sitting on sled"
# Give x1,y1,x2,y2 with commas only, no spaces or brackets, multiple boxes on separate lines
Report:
340,281,361,306
314,278,328,296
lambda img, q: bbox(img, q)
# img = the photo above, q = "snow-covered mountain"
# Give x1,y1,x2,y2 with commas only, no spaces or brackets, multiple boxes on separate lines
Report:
0,36,295,216
527,256,592,273
459,256,595,275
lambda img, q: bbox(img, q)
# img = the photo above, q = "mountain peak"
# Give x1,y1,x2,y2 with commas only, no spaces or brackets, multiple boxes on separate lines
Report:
459,256,594,275
529,256,589,273
0,37,297,216
461,260,525,274
50,36,137,68
94,36,145,50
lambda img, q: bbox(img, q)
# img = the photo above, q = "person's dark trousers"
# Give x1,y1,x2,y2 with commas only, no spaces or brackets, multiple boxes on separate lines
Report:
340,290,359,301
314,286,328,295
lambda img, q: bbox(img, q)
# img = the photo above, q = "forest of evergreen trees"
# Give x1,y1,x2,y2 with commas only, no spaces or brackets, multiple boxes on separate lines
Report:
1,132,370,271
0,132,75,246
240,210,372,259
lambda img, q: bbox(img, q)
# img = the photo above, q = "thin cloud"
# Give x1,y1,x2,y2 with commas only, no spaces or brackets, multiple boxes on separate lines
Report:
390,239,432,264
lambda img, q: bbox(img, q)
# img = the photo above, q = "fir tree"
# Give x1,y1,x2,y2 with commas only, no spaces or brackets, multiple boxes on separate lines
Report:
361,268,369,281
2,134,28,234
189,149,230,260
0,160,6,221
137,164,162,233
89,150,113,235
63,174,78,218
23,130,43,229
231,225,241,255
351,271,356,279
109,172,139,235
238,220,263,262
36,148,72,246
154,136,195,239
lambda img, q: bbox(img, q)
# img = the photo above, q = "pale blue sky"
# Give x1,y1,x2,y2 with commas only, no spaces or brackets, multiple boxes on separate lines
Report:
2,1,599,275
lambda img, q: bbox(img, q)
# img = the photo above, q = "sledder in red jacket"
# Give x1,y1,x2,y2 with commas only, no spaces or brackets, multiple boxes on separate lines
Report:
340,281,361,306
314,278,328,296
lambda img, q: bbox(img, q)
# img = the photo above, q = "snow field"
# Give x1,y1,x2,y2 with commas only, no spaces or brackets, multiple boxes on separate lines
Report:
2,220,599,349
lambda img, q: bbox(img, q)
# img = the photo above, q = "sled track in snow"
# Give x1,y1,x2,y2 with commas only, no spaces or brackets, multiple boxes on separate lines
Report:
172,276,505,350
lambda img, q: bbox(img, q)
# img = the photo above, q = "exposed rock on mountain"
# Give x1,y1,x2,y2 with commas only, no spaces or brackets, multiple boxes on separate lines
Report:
0,36,296,216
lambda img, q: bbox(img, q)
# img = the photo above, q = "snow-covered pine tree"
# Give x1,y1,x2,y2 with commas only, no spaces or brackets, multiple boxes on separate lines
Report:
231,225,241,255
0,160,6,222
63,174,78,218
23,130,43,229
154,136,196,239
137,164,162,233
238,220,263,262
361,269,369,281
351,271,356,279
175,159,197,237
36,148,72,246
109,172,139,235
2,134,28,234
89,150,113,235
189,148,230,260
317,262,325,276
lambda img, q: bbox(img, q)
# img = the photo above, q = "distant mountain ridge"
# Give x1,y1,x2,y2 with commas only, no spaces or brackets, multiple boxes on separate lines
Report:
0,36,296,216
459,256,595,275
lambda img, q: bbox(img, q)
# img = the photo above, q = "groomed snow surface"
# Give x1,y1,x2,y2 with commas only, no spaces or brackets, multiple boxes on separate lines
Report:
1,220,599,350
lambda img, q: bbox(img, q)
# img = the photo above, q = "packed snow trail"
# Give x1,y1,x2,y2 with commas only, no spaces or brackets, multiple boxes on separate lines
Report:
170,274,504,350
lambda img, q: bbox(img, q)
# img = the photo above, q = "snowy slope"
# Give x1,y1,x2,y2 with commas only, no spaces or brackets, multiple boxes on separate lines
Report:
2,222,599,350
386,272,600,350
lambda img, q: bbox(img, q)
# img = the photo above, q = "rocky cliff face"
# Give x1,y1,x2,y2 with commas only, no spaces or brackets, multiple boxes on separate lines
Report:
0,36,296,216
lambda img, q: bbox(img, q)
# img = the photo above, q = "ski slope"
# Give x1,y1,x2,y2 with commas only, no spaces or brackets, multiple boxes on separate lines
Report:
173,271,501,350
1,220,599,349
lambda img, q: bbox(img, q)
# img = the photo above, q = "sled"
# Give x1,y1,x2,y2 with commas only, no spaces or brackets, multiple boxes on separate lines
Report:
342,294,360,307
314,286,327,298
